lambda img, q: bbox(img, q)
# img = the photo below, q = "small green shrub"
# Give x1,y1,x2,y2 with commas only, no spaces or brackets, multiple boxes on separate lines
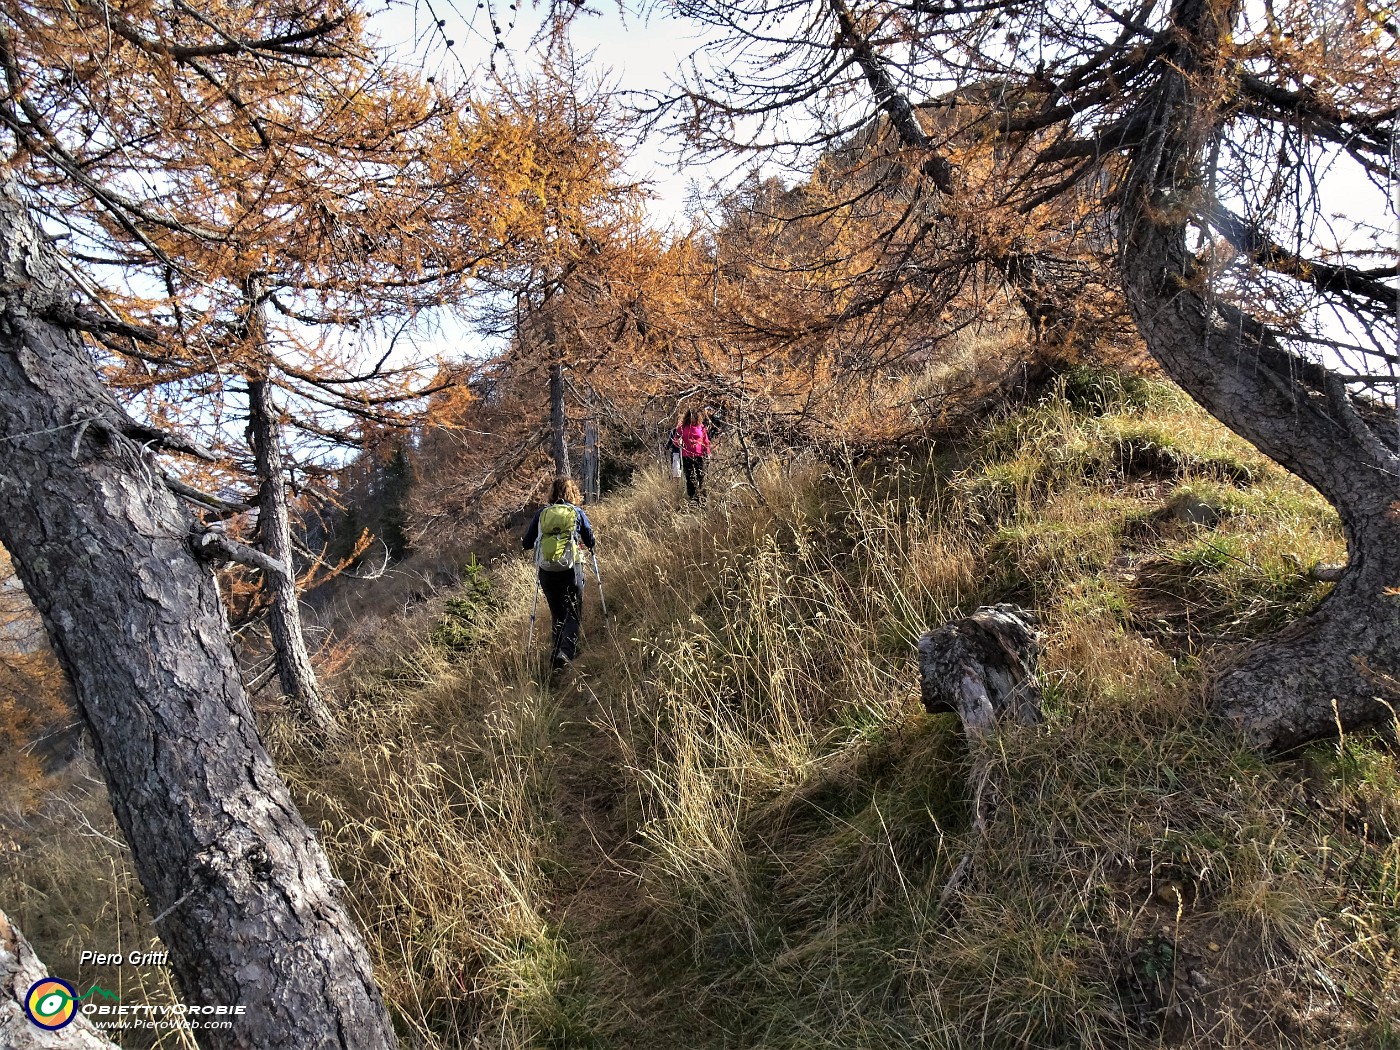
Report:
430,556,501,653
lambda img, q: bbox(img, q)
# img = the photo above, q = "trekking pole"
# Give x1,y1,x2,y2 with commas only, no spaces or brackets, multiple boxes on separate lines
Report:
591,549,608,617
527,578,541,648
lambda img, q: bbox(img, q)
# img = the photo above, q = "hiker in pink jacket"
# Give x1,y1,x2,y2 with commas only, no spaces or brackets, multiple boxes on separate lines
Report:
678,409,711,502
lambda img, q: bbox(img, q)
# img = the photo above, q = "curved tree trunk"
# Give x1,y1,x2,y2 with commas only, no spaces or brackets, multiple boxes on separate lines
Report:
0,191,395,1048
1118,0,1400,751
246,369,341,739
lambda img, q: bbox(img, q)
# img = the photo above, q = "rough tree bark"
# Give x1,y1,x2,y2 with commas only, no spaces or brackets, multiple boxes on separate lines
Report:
0,190,395,1048
1118,0,1400,751
1,909,118,1049
549,361,571,478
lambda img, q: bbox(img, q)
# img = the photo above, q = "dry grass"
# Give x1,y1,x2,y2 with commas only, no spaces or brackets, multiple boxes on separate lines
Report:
3,368,1397,1049
0,763,198,1049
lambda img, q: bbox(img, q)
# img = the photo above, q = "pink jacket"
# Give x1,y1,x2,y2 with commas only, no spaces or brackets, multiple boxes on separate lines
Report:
679,424,710,458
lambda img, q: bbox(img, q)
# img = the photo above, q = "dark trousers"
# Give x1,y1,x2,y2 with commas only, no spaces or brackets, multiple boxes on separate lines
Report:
539,569,583,666
682,455,706,501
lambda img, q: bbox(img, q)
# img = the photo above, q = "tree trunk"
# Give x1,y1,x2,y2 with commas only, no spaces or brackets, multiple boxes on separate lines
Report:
2,909,119,1048
1118,0,1400,751
919,604,1045,736
549,361,571,478
245,361,341,739
0,191,395,1048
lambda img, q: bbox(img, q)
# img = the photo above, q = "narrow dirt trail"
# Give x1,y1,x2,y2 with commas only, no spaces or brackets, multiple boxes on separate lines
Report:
533,645,663,1037
544,674,640,927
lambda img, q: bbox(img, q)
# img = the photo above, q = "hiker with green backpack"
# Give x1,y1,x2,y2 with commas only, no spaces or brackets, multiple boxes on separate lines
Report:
522,477,598,673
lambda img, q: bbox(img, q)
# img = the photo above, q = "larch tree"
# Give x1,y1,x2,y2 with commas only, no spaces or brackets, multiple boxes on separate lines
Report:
452,60,654,489
652,0,1400,751
0,183,397,1047
0,0,515,1041
1,0,609,728
351,59,691,549
6,3,504,729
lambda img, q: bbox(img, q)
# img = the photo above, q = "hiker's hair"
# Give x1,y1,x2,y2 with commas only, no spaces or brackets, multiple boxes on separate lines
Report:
683,408,701,428
550,477,581,505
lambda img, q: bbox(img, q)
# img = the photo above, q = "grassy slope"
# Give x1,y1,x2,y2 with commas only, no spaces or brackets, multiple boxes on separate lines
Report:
292,370,1396,1049
5,370,1398,1048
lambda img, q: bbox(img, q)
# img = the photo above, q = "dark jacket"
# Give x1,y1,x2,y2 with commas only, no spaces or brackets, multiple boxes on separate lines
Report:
521,503,596,554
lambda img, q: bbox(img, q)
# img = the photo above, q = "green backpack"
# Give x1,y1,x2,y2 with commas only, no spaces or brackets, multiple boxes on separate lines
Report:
534,503,582,572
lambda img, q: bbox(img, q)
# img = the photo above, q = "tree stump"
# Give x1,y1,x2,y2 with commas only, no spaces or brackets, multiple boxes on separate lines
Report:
918,603,1045,736
918,606,1045,908
1,909,118,1048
